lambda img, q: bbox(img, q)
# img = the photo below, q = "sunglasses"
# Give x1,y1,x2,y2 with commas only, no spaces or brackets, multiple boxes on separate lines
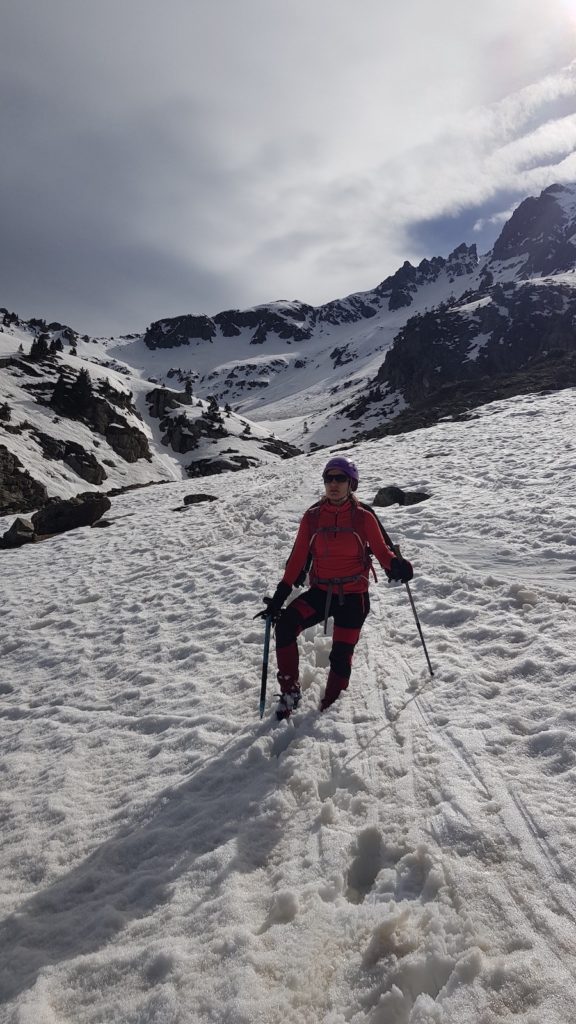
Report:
323,473,349,483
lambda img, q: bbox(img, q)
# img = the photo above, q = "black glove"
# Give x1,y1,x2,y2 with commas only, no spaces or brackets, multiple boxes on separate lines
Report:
254,581,292,622
386,557,414,584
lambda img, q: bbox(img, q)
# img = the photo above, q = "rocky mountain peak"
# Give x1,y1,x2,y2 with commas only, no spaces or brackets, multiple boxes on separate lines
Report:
491,182,576,276
374,242,477,312
447,242,478,273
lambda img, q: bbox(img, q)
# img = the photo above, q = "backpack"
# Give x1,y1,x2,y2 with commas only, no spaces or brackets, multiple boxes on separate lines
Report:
293,499,393,588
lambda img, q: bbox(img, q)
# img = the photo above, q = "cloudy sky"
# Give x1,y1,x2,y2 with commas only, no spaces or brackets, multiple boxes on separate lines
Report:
2,0,576,336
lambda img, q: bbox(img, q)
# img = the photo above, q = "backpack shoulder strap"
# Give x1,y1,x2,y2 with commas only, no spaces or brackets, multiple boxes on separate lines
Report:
357,501,395,549
292,501,323,586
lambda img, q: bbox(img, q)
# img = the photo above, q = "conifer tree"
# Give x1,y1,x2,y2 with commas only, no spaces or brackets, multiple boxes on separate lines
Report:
30,333,50,361
51,371,68,410
74,368,93,407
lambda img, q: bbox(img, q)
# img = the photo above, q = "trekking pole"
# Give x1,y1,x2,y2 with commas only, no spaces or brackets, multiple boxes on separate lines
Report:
259,615,272,718
392,544,434,677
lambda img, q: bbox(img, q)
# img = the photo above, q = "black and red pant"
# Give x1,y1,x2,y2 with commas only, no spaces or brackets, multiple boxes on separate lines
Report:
275,587,370,701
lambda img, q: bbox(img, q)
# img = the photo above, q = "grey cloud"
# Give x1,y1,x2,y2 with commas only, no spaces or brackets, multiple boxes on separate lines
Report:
2,1,576,335
0,72,258,332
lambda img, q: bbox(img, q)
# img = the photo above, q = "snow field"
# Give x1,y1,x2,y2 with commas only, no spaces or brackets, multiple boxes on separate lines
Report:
1,389,576,1021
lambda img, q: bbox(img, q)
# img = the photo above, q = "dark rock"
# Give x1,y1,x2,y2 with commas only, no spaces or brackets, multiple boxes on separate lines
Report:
186,455,259,477
31,492,111,535
388,287,414,311
318,295,378,325
373,486,406,507
330,345,355,368
105,423,151,463
145,314,216,349
0,517,35,549
0,445,48,514
146,387,184,418
402,491,431,506
144,303,316,351
216,304,314,345
373,486,431,507
0,402,11,422
64,444,107,484
183,493,218,505
33,432,107,484
259,437,302,459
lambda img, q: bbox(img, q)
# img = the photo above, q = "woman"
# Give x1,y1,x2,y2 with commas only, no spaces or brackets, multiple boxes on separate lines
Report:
256,457,414,719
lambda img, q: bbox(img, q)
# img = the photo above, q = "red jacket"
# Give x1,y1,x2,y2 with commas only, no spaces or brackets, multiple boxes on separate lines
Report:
282,498,395,594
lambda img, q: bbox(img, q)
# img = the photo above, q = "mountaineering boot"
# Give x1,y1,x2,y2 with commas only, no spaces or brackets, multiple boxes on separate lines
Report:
275,674,302,720
319,670,347,712
275,690,302,720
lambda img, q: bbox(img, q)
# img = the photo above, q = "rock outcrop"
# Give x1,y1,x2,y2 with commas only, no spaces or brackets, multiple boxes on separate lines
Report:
48,368,151,463
0,445,48,514
144,303,316,350
33,431,107,485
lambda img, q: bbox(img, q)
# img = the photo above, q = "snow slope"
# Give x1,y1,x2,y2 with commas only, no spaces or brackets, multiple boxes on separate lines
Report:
0,327,298,506
2,388,576,1022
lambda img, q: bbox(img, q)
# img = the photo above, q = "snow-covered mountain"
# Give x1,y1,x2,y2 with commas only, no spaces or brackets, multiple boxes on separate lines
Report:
105,242,480,450
104,183,576,446
3,182,576,514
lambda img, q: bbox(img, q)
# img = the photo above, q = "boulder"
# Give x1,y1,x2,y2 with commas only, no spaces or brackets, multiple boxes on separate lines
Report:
0,517,35,549
373,485,431,507
373,486,405,507
31,492,111,536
